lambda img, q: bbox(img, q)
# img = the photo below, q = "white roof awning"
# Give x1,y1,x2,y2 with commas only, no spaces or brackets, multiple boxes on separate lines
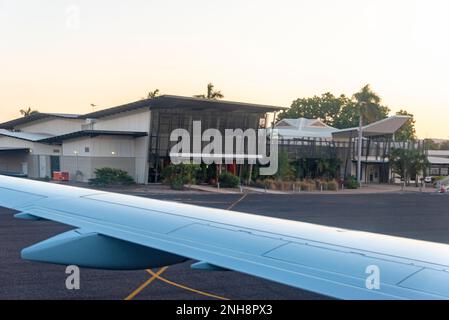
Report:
428,150,449,158
332,116,411,138
428,156,449,165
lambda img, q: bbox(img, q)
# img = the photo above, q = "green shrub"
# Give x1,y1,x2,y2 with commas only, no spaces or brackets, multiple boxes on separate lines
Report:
219,171,240,188
344,176,359,189
298,180,316,192
89,168,134,186
169,176,185,190
275,151,296,181
327,180,338,191
161,164,200,190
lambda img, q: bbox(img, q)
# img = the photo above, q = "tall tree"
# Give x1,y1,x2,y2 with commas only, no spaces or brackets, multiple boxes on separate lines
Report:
278,88,390,129
278,93,347,126
394,110,416,141
352,84,384,125
194,83,224,100
333,102,390,129
147,89,160,99
332,101,359,128
353,84,383,183
19,107,39,117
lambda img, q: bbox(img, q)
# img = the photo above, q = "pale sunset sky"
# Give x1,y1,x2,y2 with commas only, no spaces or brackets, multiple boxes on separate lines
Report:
0,0,448,138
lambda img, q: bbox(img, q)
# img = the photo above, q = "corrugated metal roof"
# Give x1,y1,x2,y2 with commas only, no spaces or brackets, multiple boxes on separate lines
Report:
1,96,284,129
39,130,148,144
0,113,82,129
83,95,284,119
0,129,54,142
0,147,30,152
150,95,285,112
83,100,151,119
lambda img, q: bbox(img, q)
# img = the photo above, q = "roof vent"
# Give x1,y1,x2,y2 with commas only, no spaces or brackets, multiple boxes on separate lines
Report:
85,118,97,124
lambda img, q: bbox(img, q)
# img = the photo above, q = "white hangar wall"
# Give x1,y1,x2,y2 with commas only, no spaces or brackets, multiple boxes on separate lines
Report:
16,118,85,136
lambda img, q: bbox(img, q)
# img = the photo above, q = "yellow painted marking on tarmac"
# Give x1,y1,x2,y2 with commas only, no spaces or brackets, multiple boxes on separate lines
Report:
124,193,248,300
227,193,248,210
124,267,168,300
146,269,230,300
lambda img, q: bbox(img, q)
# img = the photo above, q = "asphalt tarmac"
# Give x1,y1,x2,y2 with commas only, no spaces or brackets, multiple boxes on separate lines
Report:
1,191,448,300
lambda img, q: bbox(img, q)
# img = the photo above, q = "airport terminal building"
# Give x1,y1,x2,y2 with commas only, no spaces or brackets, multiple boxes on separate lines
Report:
0,96,283,183
273,116,426,183
0,95,429,185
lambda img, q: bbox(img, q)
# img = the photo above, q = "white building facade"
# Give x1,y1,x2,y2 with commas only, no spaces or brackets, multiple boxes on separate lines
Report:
0,96,282,183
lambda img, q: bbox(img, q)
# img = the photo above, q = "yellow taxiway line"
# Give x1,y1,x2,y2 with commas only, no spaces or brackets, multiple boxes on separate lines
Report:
124,193,248,300
146,269,229,300
124,267,168,300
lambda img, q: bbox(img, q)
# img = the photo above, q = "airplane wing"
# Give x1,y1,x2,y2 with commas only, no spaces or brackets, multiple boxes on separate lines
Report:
1,175,449,300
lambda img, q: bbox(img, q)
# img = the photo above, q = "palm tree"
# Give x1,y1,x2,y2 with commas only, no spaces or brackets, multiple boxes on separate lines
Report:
147,89,160,99
19,107,39,117
316,158,330,178
194,83,224,100
352,84,382,184
353,85,381,122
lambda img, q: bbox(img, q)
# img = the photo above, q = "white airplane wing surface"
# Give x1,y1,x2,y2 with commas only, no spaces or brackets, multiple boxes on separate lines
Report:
1,175,449,300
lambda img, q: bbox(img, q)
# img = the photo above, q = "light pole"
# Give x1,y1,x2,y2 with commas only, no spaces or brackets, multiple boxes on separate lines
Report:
74,150,79,181
357,103,366,185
